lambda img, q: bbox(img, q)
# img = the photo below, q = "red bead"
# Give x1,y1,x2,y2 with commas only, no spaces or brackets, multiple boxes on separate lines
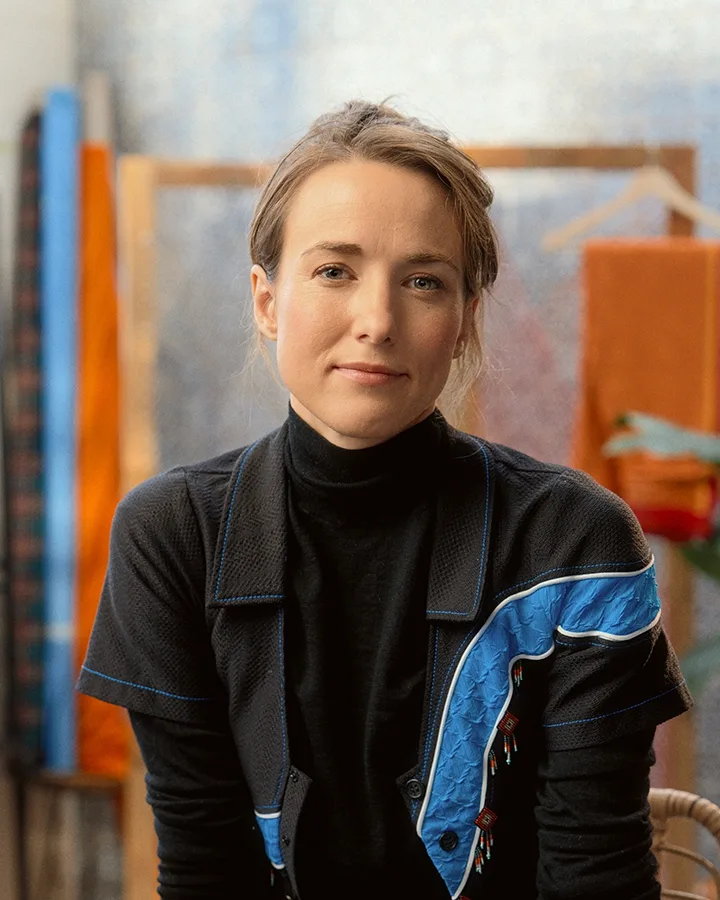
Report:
498,712,519,735
475,807,498,830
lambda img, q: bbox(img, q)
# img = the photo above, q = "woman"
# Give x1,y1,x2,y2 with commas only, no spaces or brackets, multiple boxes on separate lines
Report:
78,101,692,900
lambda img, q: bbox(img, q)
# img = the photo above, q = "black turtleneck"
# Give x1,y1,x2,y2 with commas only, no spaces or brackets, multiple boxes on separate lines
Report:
283,407,450,898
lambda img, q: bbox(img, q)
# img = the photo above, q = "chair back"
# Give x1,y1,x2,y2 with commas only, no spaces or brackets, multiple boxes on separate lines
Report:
649,787,720,899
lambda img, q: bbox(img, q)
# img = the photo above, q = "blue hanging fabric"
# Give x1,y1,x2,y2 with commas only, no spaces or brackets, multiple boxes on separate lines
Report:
40,87,80,772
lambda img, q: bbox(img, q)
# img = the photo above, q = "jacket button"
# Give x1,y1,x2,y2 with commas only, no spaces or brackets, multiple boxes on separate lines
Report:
282,835,291,847
289,769,299,783
439,831,458,852
406,778,424,800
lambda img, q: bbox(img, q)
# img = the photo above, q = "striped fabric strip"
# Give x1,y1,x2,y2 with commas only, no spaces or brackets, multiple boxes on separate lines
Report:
7,110,45,766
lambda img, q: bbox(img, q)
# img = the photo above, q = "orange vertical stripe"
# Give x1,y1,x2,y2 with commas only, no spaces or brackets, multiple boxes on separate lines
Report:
702,246,718,432
76,143,129,777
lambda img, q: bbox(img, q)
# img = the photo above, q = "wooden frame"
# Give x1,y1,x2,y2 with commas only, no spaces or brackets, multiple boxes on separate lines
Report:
117,145,698,899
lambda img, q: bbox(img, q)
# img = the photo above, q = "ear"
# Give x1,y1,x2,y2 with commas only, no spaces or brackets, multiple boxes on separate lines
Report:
251,264,278,341
454,296,479,358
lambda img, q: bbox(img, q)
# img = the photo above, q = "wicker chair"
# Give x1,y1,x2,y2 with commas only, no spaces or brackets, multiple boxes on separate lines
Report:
649,788,720,899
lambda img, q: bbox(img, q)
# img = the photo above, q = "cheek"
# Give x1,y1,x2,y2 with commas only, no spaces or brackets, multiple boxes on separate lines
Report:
416,307,464,357
274,294,340,369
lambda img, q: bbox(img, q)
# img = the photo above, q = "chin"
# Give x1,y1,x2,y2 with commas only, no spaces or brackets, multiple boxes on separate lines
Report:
311,399,428,446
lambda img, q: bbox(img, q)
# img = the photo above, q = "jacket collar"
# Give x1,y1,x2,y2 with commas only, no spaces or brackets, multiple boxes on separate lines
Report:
208,420,494,623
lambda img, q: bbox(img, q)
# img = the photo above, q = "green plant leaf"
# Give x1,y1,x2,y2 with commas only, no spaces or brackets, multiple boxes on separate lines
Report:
680,632,720,697
604,412,720,464
679,540,720,582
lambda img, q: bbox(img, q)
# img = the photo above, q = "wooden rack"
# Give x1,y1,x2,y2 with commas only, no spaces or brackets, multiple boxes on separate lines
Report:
117,144,698,899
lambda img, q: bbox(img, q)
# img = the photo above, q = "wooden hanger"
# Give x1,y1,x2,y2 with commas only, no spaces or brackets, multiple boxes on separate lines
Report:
542,164,720,251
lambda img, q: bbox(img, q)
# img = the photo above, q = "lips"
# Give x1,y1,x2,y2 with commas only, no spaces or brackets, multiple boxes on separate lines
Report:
333,363,407,385
336,363,405,376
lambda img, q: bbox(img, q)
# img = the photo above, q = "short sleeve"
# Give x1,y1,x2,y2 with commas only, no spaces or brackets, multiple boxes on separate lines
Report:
542,618,692,750
77,468,225,725
541,474,693,750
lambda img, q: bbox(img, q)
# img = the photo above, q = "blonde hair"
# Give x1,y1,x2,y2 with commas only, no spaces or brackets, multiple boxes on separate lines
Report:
248,99,499,418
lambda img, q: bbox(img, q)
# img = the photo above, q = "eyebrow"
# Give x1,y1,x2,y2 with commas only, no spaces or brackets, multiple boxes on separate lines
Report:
301,241,461,274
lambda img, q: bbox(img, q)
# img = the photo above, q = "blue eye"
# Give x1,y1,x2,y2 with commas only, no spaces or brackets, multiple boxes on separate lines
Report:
410,275,443,291
317,265,347,280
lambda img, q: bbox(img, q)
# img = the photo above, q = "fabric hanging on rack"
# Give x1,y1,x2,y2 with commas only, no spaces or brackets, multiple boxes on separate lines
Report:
572,238,720,542
40,88,80,771
75,142,128,778
7,110,45,765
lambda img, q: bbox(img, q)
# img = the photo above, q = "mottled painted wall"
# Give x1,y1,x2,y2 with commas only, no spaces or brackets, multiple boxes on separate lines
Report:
77,0,720,461
77,0,720,853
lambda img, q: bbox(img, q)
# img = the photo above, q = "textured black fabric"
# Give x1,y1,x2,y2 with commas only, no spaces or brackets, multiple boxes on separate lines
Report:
208,430,288,605
77,412,692,899
535,728,660,900
77,468,226,724
129,711,660,900
485,451,653,607
283,407,449,899
542,621,691,749
78,420,690,750
129,710,279,900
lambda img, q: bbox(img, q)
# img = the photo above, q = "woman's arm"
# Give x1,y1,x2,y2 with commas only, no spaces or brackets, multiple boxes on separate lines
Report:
130,711,275,900
536,727,659,900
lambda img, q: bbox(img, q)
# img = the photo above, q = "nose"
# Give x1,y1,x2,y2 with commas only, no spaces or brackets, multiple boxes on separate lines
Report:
350,279,397,345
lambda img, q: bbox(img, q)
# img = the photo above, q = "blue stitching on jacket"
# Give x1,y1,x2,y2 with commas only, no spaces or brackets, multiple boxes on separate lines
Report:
214,593,284,602
493,559,650,603
272,608,288,806
426,438,490,617
544,681,686,728
214,441,259,601
81,665,213,701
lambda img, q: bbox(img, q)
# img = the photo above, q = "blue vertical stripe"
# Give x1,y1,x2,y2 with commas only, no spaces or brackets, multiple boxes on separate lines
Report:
40,88,80,772
255,812,284,868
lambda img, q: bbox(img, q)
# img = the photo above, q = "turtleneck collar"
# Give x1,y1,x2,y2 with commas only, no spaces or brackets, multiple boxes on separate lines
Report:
284,405,448,524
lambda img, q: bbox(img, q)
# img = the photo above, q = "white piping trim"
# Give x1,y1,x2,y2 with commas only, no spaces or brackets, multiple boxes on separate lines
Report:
416,558,657,895
558,608,661,641
489,557,655,608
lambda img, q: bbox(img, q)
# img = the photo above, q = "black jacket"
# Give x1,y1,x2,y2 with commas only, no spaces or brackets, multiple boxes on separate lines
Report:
78,421,692,899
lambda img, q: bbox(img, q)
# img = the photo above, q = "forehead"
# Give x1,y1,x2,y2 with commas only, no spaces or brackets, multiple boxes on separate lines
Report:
282,159,463,259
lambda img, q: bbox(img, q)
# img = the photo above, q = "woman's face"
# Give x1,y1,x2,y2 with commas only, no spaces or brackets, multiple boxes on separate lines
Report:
252,159,475,449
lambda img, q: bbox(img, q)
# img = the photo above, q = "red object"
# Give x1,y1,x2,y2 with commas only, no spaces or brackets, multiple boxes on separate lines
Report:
498,712,519,736
475,807,498,830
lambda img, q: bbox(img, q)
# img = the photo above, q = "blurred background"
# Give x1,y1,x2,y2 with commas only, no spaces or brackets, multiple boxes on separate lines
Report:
2,1,720,898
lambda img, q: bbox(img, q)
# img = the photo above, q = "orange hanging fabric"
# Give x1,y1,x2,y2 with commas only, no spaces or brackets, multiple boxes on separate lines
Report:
572,238,720,542
75,143,129,777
